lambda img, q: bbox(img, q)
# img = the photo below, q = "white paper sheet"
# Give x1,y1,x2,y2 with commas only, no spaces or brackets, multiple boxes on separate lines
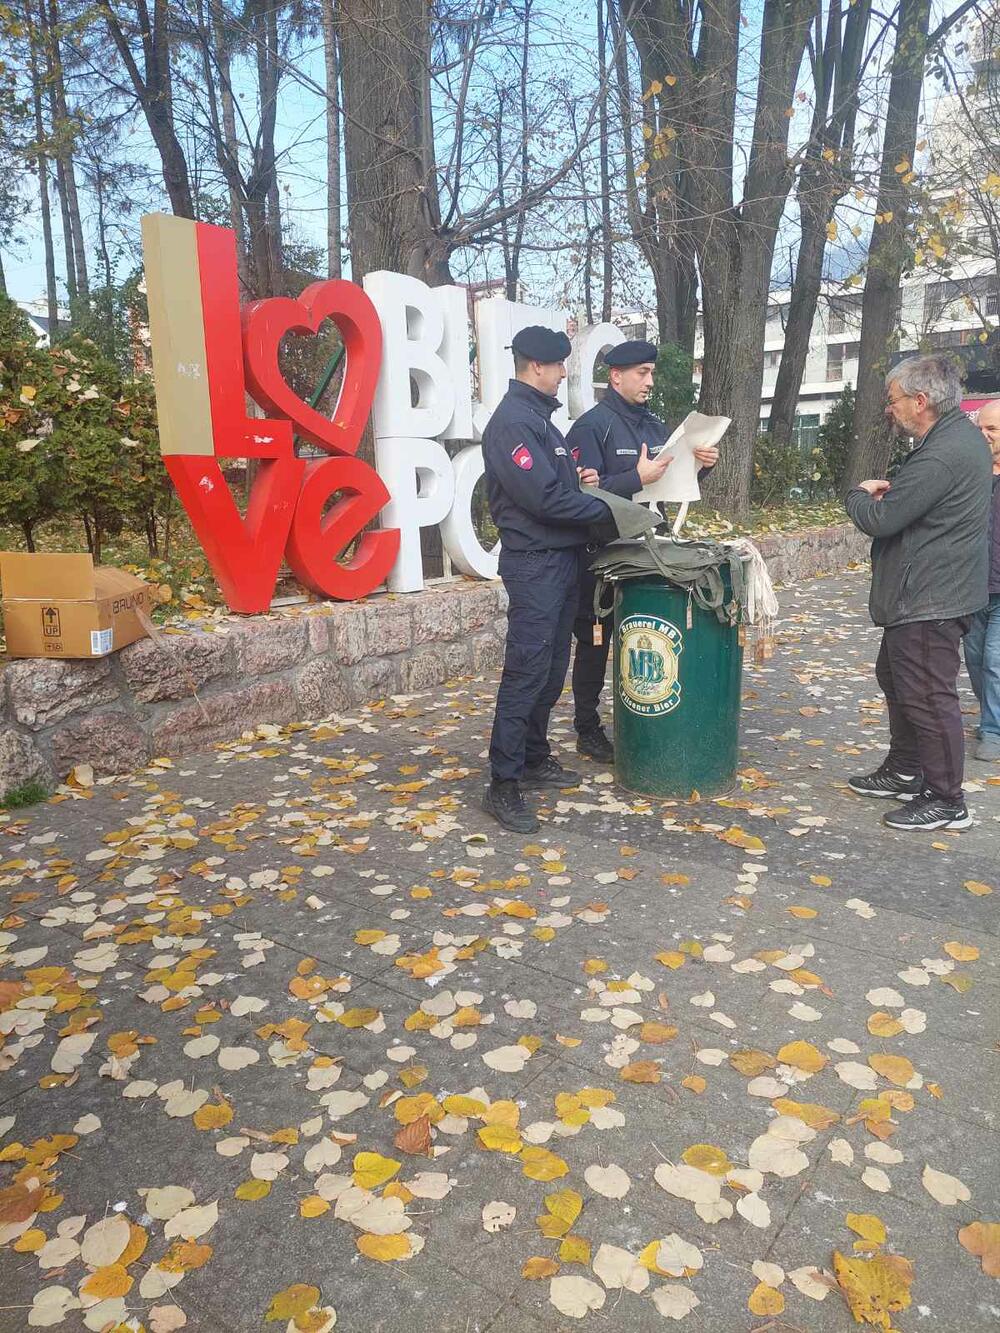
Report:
636,411,731,505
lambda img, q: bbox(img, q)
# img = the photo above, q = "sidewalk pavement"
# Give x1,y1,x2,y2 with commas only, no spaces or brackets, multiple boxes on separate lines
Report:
0,569,997,1333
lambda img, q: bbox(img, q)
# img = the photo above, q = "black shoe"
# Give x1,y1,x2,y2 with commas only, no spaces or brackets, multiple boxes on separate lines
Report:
848,763,923,800
882,790,972,831
521,757,581,789
482,780,539,833
576,726,614,763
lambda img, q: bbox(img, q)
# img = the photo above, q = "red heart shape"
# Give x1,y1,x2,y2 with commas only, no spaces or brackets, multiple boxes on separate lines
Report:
241,279,382,456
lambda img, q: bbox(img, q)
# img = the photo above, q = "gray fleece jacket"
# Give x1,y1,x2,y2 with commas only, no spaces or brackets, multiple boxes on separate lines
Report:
845,407,992,627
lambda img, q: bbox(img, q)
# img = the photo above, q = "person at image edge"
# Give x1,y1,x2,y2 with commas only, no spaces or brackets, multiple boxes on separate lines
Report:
845,353,991,832
963,398,1000,763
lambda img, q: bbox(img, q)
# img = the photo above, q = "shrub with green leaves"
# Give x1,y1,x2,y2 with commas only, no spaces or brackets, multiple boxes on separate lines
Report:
0,297,69,549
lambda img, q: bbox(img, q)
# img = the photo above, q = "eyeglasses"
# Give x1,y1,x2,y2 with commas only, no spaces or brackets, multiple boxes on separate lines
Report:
885,391,916,407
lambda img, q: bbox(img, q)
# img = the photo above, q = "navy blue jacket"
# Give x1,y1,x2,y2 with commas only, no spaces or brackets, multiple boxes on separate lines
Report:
483,379,609,551
566,388,677,498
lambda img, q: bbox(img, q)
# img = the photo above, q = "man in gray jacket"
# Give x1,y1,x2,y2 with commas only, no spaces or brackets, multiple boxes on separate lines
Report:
845,353,992,831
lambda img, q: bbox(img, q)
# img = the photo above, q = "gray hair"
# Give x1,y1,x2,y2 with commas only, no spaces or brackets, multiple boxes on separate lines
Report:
886,353,962,415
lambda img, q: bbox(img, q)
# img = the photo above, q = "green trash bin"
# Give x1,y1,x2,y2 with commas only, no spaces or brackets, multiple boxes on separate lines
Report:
613,573,744,798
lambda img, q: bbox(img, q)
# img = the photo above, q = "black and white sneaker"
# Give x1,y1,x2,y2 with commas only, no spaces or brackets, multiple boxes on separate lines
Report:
848,763,923,800
882,790,972,831
521,757,580,789
482,780,539,833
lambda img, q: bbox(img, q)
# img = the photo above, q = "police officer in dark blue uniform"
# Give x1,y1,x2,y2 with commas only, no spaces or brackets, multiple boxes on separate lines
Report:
566,340,719,761
482,326,612,833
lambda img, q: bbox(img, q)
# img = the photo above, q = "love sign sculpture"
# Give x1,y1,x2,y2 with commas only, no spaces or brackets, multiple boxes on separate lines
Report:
141,213,400,613
142,213,630,614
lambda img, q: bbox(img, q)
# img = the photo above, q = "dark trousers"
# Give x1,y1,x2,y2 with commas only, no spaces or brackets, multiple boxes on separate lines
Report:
874,617,971,803
489,547,582,782
572,613,612,733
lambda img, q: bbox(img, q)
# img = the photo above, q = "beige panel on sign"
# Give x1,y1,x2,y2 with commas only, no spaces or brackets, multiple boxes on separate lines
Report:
141,213,214,457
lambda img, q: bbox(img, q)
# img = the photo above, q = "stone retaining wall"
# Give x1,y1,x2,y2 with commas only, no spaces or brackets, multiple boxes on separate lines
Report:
0,523,869,795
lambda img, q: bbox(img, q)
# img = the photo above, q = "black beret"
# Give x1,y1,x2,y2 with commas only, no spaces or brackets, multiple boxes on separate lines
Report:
510,325,572,363
604,339,659,368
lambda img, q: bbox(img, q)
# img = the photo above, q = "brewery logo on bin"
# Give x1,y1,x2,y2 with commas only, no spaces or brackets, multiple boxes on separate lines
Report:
618,614,683,716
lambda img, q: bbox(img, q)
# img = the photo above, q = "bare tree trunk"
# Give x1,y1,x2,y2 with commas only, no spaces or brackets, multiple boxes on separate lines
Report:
38,0,77,305
846,0,931,490
337,0,450,283
509,0,533,298
769,0,871,448
45,0,89,302
767,198,829,447
321,0,342,278
611,1,697,352
620,0,815,513
261,0,283,291
243,0,283,295
494,90,515,298
0,249,6,297
93,162,116,363
27,6,60,336
597,0,613,322
211,0,249,291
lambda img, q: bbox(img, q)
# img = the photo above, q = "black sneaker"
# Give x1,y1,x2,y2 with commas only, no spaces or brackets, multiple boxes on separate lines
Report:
848,763,923,800
482,780,539,833
576,726,614,763
882,790,972,831
521,757,580,789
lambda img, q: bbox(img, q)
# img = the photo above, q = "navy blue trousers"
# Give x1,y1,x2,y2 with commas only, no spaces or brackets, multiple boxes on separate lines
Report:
489,547,582,782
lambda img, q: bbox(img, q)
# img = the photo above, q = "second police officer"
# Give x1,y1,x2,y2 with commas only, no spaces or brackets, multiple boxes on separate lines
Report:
566,341,720,762
482,326,613,833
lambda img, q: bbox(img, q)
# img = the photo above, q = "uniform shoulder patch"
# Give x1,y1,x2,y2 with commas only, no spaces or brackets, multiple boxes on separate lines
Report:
511,444,533,470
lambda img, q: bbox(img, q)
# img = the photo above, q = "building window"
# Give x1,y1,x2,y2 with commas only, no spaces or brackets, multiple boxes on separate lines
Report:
792,414,821,451
926,279,965,323
827,345,844,381
765,349,782,369
987,290,998,318
828,295,862,336
619,321,647,340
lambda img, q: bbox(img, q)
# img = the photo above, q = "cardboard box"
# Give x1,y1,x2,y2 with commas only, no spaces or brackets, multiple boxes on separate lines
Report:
1,552,150,660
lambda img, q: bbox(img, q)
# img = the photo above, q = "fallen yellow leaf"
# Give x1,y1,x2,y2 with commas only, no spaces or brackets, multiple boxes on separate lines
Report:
868,1054,915,1087
356,1232,412,1261
235,1179,271,1201
353,1152,401,1190
478,1124,522,1153
265,1284,321,1322
748,1282,784,1316
681,1144,731,1176
777,1040,827,1073
559,1234,591,1264
81,1264,133,1299
521,1146,569,1181
867,1012,904,1038
846,1213,887,1245
944,941,979,962
522,1255,560,1279
833,1250,913,1327
958,1220,1000,1277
